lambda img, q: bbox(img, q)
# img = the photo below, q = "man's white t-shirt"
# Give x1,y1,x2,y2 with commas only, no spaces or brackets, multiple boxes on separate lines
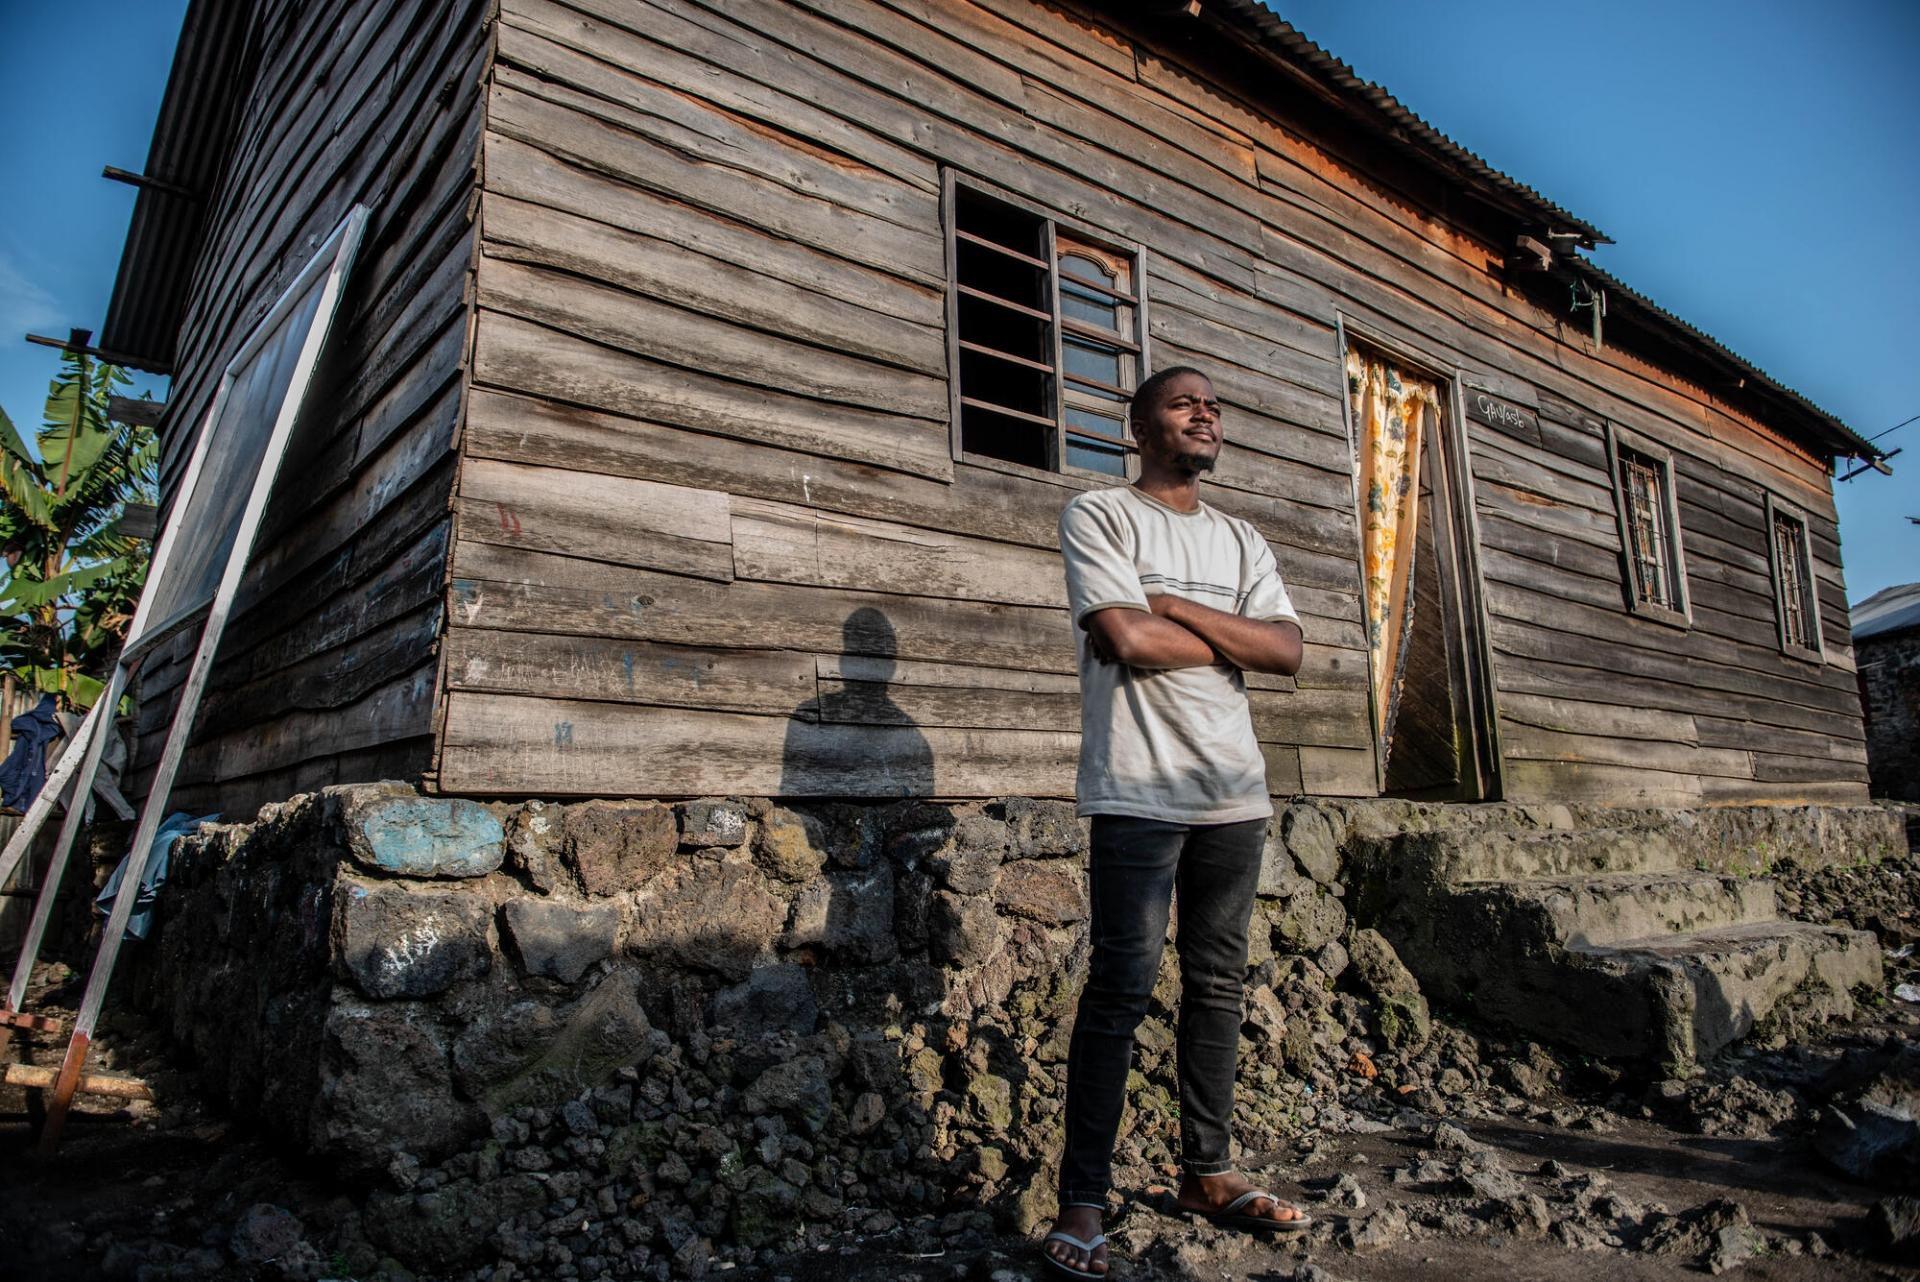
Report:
1059,485,1301,824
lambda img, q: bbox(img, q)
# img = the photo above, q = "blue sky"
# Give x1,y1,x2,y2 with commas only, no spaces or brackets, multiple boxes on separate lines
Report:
0,0,181,432
0,0,1913,601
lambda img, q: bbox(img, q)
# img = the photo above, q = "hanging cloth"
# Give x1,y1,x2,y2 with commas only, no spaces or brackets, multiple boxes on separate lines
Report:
95,812,219,942
1345,349,1442,748
0,694,62,811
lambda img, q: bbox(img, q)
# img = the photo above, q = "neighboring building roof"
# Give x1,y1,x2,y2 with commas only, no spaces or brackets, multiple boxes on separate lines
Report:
1853,582,1920,641
102,0,1879,465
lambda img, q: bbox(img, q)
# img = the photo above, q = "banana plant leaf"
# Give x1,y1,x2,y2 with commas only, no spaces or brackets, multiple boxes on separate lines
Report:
0,404,55,530
0,561,118,613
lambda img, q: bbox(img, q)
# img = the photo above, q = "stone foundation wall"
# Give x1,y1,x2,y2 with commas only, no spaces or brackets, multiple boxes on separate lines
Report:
127,785,1905,1269
138,788,1397,1203
139,786,1115,1183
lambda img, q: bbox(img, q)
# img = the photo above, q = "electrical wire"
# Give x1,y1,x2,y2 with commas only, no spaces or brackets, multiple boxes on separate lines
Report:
1836,413,1918,480
1869,412,1919,444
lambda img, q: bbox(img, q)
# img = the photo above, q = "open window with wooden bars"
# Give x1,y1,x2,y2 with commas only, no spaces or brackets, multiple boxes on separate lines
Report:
1765,493,1823,661
1604,423,1690,627
944,176,1146,476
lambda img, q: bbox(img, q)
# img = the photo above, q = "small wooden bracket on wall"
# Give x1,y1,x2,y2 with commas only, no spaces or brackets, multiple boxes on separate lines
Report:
102,165,200,202
108,396,167,427
25,329,167,373
1569,280,1606,348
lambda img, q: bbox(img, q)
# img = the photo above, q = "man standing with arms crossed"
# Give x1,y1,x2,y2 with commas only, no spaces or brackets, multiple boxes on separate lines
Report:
1042,367,1310,1279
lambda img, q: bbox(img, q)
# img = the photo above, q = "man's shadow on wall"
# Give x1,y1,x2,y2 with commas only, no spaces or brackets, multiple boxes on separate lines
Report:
770,605,952,1051
764,610,1054,1223
779,606,935,799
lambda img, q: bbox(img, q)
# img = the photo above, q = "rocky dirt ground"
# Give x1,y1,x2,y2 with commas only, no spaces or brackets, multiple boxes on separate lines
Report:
5,851,1920,1282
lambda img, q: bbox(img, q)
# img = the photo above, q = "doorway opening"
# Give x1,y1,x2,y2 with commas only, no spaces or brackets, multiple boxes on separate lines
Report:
1343,339,1499,801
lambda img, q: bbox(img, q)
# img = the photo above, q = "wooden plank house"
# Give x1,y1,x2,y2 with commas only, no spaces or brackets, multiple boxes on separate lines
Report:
103,0,1887,818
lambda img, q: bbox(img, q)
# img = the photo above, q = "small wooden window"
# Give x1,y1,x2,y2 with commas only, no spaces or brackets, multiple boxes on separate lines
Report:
1765,493,1823,661
1604,424,1690,627
945,177,1146,476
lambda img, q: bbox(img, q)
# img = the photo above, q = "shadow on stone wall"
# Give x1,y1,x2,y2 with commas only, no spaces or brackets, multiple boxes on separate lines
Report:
136,781,1136,1272
130,785,1907,1274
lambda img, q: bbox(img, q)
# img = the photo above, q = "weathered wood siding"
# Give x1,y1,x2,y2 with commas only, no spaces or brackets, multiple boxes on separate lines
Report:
436,0,1864,804
130,0,487,814
437,0,1366,798
1469,385,1865,805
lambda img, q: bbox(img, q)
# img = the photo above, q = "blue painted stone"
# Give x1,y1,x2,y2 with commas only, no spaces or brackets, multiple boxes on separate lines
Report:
343,791,506,878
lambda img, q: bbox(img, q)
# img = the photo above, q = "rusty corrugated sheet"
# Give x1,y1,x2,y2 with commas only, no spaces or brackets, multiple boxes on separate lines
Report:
1206,0,1609,245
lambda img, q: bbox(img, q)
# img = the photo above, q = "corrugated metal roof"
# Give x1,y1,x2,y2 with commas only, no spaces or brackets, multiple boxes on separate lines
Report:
1853,582,1920,640
1206,0,1610,246
103,0,1878,464
1565,257,1880,461
97,0,257,374
1198,1,1877,464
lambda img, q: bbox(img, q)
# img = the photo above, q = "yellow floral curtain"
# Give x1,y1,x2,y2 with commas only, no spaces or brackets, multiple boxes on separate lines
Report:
1346,348,1442,745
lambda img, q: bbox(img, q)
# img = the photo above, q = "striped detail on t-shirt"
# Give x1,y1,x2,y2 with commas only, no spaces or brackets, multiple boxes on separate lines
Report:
1138,574,1237,599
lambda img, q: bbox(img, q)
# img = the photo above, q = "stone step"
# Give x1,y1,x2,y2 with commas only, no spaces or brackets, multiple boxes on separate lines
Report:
1394,915,1880,1070
1357,811,1888,1069
1562,921,1883,1067
1358,825,1683,887
1450,870,1778,949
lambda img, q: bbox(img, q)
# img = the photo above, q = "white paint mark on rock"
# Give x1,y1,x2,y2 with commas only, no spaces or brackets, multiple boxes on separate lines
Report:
381,920,445,979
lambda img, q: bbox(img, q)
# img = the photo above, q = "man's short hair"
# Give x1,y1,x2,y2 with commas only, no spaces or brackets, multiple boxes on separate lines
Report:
1128,365,1209,425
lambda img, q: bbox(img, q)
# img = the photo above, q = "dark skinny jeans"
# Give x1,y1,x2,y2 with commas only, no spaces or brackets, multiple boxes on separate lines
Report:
1058,814,1267,1207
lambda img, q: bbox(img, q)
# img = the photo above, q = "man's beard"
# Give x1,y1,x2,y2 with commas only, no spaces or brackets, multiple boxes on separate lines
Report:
1174,451,1218,476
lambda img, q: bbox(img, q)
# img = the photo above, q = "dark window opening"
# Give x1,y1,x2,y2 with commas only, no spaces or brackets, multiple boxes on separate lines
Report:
959,404,1050,471
948,179,1146,474
956,293,1048,364
958,348,1050,423
955,239,1048,313
955,185,1043,257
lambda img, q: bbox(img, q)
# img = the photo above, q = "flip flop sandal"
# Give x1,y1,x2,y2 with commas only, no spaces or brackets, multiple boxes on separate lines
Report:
1039,1229,1110,1280
1188,1189,1312,1235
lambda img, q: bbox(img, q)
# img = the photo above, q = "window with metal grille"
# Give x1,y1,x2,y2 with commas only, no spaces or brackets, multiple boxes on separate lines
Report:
1621,451,1675,606
1767,496,1822,658
946,179,1145,475
1604,425,1690,626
